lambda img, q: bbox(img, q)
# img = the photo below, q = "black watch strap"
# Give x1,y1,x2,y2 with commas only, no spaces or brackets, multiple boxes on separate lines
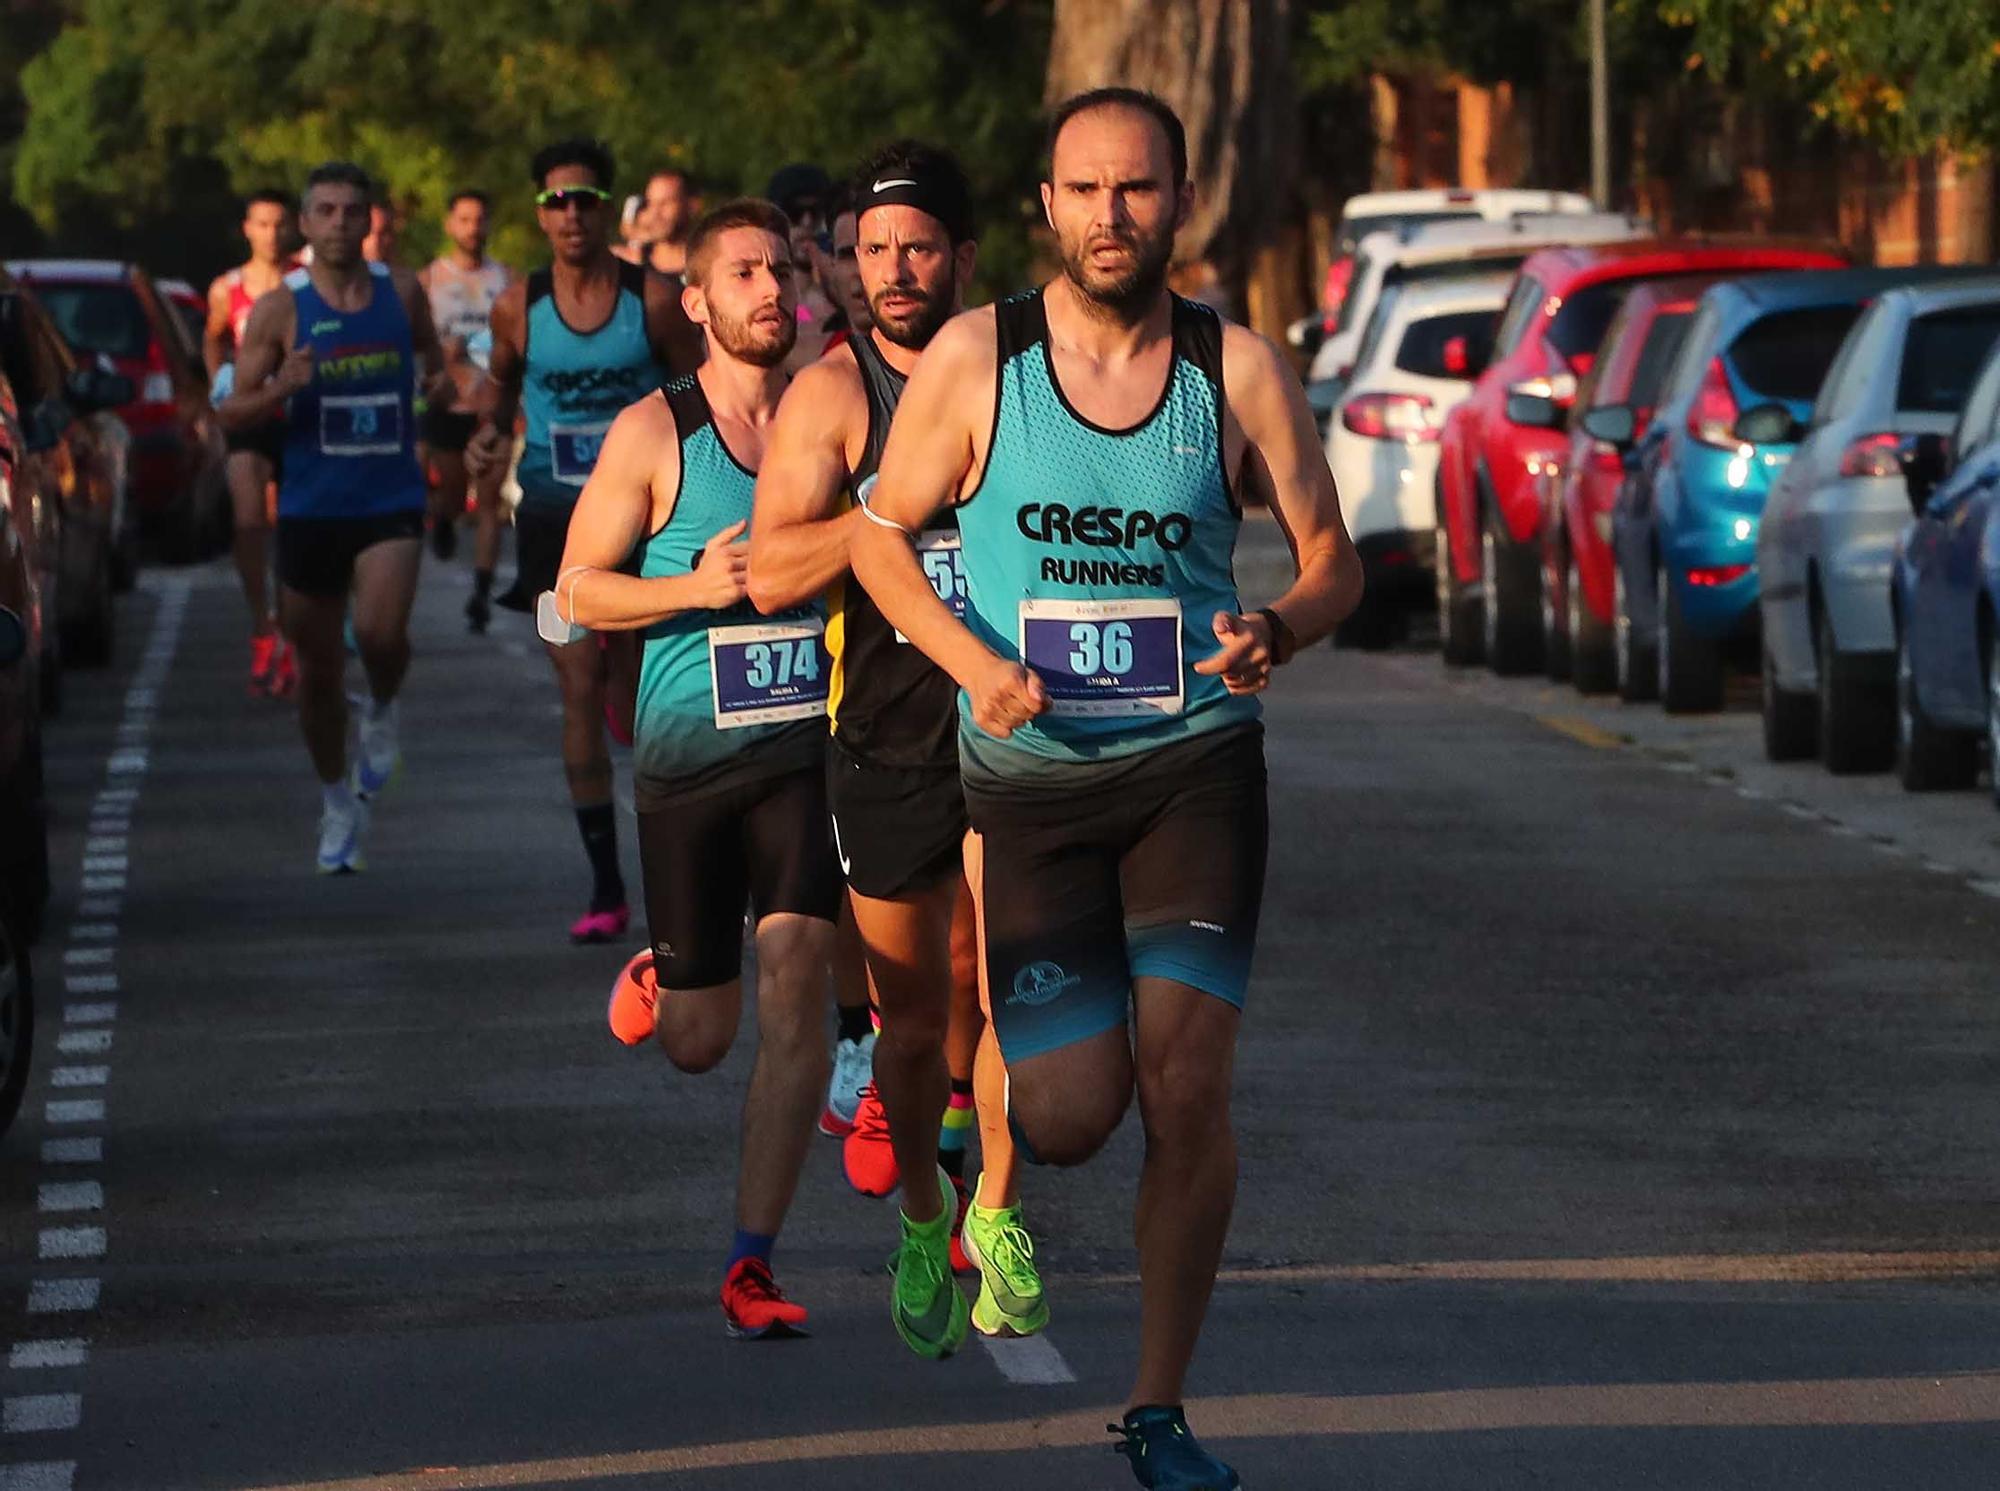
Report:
1256,606,1296,666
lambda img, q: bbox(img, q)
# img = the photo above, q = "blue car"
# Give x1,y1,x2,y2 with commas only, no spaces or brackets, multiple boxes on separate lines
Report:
1612,268,1946,712
1891,337,2000,802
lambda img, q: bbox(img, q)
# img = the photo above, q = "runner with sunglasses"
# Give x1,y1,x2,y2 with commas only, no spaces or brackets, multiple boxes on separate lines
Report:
468,138,703,943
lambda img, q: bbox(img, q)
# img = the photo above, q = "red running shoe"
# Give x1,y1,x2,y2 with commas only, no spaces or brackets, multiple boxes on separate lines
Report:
247,633,278,697
948,1173,974,1276
721,1257,809,1339
607,948,659,1046
842,1082,900,1197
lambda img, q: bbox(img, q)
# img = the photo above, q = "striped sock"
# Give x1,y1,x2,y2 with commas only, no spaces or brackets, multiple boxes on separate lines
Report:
939,1081,975,1180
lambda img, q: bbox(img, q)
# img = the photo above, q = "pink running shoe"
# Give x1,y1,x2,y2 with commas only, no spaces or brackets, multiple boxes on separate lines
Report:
571,904,631,945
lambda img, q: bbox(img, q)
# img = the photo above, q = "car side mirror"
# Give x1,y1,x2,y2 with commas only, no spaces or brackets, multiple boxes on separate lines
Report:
1905,431,1949,512
1580,404,1636,447
1505,392,1561,429
65,365,134,414
1734,402,1800,447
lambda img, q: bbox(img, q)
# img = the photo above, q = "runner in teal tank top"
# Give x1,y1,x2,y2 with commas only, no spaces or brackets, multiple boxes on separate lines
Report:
848,91,1364,1491
543,199,840,1344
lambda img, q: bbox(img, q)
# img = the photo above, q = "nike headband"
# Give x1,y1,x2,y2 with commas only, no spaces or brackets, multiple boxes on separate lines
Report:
854,165,974,246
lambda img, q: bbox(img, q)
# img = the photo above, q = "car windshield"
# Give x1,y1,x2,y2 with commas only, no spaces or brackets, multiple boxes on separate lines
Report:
1627,310,1694,406
1397,308,1499,380
31,282,151,361
1545,281,1632,363
1727,304,1864,404
1896,306,2000,413
1336,209,1478,257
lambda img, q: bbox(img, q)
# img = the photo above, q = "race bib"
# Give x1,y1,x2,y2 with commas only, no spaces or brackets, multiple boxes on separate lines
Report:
897,529,966,642
708,618,830,729
320,392,403,456
1018,597,1184,719
551,421,611,485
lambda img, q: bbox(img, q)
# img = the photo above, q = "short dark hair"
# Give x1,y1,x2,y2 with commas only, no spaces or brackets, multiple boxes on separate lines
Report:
684,198,793,288
850,139,975,244
531,138,615,192
302,161,374,208
244,188,291,215
646,167,694,194
1044,87,1187,190
448,189,491,212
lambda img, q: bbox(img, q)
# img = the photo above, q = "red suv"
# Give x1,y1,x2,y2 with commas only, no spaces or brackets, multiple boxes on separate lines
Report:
1435,240,1846,670
8,259,226,565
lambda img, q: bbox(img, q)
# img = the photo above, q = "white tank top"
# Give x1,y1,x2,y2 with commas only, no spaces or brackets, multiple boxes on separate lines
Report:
425,258,512,346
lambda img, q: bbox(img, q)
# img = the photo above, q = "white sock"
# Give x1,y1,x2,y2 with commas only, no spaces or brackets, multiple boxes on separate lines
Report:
322,781,353,814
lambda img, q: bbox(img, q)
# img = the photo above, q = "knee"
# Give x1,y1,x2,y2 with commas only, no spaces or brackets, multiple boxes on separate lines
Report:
1009,1077,1130,1168
659,1019,733,1075
351,623,405,662
1136,1047,1234,1145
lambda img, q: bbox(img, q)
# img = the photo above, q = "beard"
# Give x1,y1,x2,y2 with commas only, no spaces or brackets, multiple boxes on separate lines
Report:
707,300,797,368
1058,223,1174,321
868,273,955,350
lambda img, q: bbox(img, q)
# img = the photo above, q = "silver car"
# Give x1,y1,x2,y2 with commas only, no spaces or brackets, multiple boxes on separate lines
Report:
1756,279,2000,771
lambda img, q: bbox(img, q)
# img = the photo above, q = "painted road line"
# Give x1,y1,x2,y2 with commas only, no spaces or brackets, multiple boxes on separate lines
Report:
1971,880,2000,899
71,900,119,920
0,1462,75,1490
78,878,124,896
1,1397,80,1434
5,1344,85,1373
37,1142,100,1167
60,1005,114,1026
63,926,114,942
24,1283,97,1317
47,1069,106,1091
979,1333,1077,1385
78,857,126,876
36,1231,104,1263
58,950,110,969
81,839,126,856
1535,715,1626,751
62,976,115,996
34,1185,101,1215
53,1032,110,1057
41,1104,103,1127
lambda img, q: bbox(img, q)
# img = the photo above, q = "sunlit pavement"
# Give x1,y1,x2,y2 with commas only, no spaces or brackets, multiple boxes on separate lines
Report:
5,525,2000,1490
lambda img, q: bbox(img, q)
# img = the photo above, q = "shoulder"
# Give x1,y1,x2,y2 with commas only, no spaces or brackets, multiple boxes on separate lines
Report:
779,348,867,428
244,282,297,331
1218,319,1291,404
206,272,235,304
388,263,425,304
924,305,999,374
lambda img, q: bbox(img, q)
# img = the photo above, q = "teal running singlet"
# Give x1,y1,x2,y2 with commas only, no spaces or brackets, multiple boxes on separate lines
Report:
516,261,658,512
954,289,1257,771
632,375,828,799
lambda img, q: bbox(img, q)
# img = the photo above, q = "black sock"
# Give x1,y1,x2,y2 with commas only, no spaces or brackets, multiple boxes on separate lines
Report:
836,1002,874,1044
576,803,625,911
473,568,493,599
940,1145,967,1181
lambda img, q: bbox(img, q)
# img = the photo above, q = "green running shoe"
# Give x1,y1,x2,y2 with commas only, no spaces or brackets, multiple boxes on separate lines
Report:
1110,1406,1240,1490
891,1166,969,1359
959,1193,1049,1337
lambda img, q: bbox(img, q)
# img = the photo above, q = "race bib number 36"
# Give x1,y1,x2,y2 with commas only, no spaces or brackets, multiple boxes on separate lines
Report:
709,618,830,729
551,422,611,485
1018,598,1184,719
320,393,403,456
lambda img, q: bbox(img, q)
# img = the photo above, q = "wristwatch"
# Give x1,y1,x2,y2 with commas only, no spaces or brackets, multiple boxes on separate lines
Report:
1254,606,1297,666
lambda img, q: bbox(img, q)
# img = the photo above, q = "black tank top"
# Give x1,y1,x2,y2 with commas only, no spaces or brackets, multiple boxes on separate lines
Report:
826,332,961,769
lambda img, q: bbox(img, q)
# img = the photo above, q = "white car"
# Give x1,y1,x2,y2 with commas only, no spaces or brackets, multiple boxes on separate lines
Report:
1325,273,1514,645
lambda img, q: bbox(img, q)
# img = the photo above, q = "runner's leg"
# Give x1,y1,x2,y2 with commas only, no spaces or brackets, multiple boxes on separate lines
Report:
959,833,1020,1210
429,448,466,559
279,586,350,785
229,451,276,674
545,638,627,921
349,537,422,707
737,912,834,1235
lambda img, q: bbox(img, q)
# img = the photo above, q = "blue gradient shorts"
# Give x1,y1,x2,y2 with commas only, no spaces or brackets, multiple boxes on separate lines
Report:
963,723,1268,1062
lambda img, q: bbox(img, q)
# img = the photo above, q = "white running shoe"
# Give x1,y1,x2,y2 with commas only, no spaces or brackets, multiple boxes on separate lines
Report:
316,788,369,875
355,699,401,796
820,1030,876,1137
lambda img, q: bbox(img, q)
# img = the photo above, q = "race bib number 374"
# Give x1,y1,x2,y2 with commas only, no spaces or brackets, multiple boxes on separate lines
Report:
1018,598,1184,719
708,619,830,729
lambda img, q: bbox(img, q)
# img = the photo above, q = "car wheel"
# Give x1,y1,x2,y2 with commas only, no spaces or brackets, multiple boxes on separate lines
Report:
1569,552,1616,695
0,911,36,1136
1760,642,1817,761
1435,502,1483,668
1614,561,1658,703
1816,605,1893,774
1541,547,1571,683
1656,560,1725,713
1896,624,1977,790
62,547,116,668
1481,513,1543,676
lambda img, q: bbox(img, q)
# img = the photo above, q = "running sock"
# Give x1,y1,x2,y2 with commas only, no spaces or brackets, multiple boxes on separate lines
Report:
322,781,354,814
939,1080,975,1179
473,568,493,600
836,1002,874,1045
575,802,626,911
726,1228,775,1271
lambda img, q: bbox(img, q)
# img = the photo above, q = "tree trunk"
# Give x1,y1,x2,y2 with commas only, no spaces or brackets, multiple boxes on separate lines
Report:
1045,0,1304,338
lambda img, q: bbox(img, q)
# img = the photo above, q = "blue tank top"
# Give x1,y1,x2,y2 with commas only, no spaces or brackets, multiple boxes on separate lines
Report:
517,261,660,512
278,263,425,519
955,289,1256,771
633,376,829,795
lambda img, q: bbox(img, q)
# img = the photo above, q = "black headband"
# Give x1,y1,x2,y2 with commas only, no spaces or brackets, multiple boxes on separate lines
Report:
854,165,974,246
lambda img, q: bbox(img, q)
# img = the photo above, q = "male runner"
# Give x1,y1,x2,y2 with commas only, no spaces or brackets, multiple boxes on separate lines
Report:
851,91,1362,1488
638,168,696,281
826,205,872,338
468,138,702,943
420,190,513,602
204,187,299,696
749,141,1041,1354
221,162,451,874
362,202,400,265
558,199,840,1338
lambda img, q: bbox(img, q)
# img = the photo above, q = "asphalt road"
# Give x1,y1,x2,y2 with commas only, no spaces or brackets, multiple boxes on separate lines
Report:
5,519,2000,1490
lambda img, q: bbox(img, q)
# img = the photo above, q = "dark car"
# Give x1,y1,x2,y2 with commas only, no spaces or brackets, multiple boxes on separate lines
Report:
9,259,226,566
0,267,134,675
0,360,47,1132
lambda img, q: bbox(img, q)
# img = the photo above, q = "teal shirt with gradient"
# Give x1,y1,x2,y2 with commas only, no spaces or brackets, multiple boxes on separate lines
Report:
516,261,659,512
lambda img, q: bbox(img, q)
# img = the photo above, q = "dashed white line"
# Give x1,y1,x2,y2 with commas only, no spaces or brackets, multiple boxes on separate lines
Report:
76,858,125,876
37,1141,100,1167
41,1104,103,1127
47,1069,106,1091
0,1460,76,1489
2,1397,81,1434
62,926,114,943
57,950,110,969
61,976,115,996
72,900,119,920
80,840,125,857
34,1231,104,1263
77,877,124,895
979,1333,1077,1385
34,1185,101,1216
24,1283,97,1317
5,1344,85,1373
1971,880,2000,899
60,1005,114,1026
52,1032,109,1057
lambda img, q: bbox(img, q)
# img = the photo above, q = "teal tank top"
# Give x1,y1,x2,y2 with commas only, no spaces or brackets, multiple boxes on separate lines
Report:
517,261,659,512
955,289,1256,771
633,375,829,795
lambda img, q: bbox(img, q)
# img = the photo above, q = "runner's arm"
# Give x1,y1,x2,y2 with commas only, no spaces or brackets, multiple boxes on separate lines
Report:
558,399,745,630
216,291,308,431
465,284,526,471
395,267,452,410
202,278,234,378
643,272,705,377
746,357,867,613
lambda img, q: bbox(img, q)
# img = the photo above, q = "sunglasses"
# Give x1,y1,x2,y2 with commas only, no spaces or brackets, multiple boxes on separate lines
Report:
535,186,611,212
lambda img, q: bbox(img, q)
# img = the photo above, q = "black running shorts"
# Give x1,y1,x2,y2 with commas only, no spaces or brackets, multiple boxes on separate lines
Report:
225,419,285,472
637,757,843,990
511,503,571,601
422,408,480,452
827,739,969,901
274,510,425,598
964,722,1268,1063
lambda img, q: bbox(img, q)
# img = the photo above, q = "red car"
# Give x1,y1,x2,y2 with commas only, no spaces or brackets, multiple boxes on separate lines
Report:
8,259,226,565
1538,276,1721,692
1434,239,1847,671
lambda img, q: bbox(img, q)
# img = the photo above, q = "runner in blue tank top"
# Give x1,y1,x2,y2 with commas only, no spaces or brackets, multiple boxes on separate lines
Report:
468,138,702,945
551,200,841,1343
850,92,1363,1491
219,161,450,876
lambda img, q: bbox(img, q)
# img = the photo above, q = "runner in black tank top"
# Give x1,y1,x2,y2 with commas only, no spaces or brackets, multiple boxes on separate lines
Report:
748,142,1046,1358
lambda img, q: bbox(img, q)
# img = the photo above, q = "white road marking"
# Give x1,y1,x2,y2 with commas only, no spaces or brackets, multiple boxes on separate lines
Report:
60,1005,114,1026
104,751,147,776
73,900,119,920
78,857,125,876
979,1333,1077,1385
62,976,115,996
25,1282,97,1316
59,950,110,968
123,688,156,708
34,1185,101,1215
0,1460,76,1489
53,1032,110,1057
5,1343,85,1372
81,838,126,856
0,1397,80,1434
1920,859,1960,876
35,1231,104,1262
93,788,137,807
47,1069,106,1091
42,1104,103,1127
38,1141,100,1167
78,877,124,895
63,925,114,942
1971,880,2000,899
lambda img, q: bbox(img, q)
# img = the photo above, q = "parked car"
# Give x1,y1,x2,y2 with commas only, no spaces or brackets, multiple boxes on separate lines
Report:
1434,239,1847,671
8,259,225,566
156,277,208,352
1758,279,2000,771
1536,275,1716,692
0,362,51,943
1891,337,2000,800
1325,272,1510,646
0,268,133,673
